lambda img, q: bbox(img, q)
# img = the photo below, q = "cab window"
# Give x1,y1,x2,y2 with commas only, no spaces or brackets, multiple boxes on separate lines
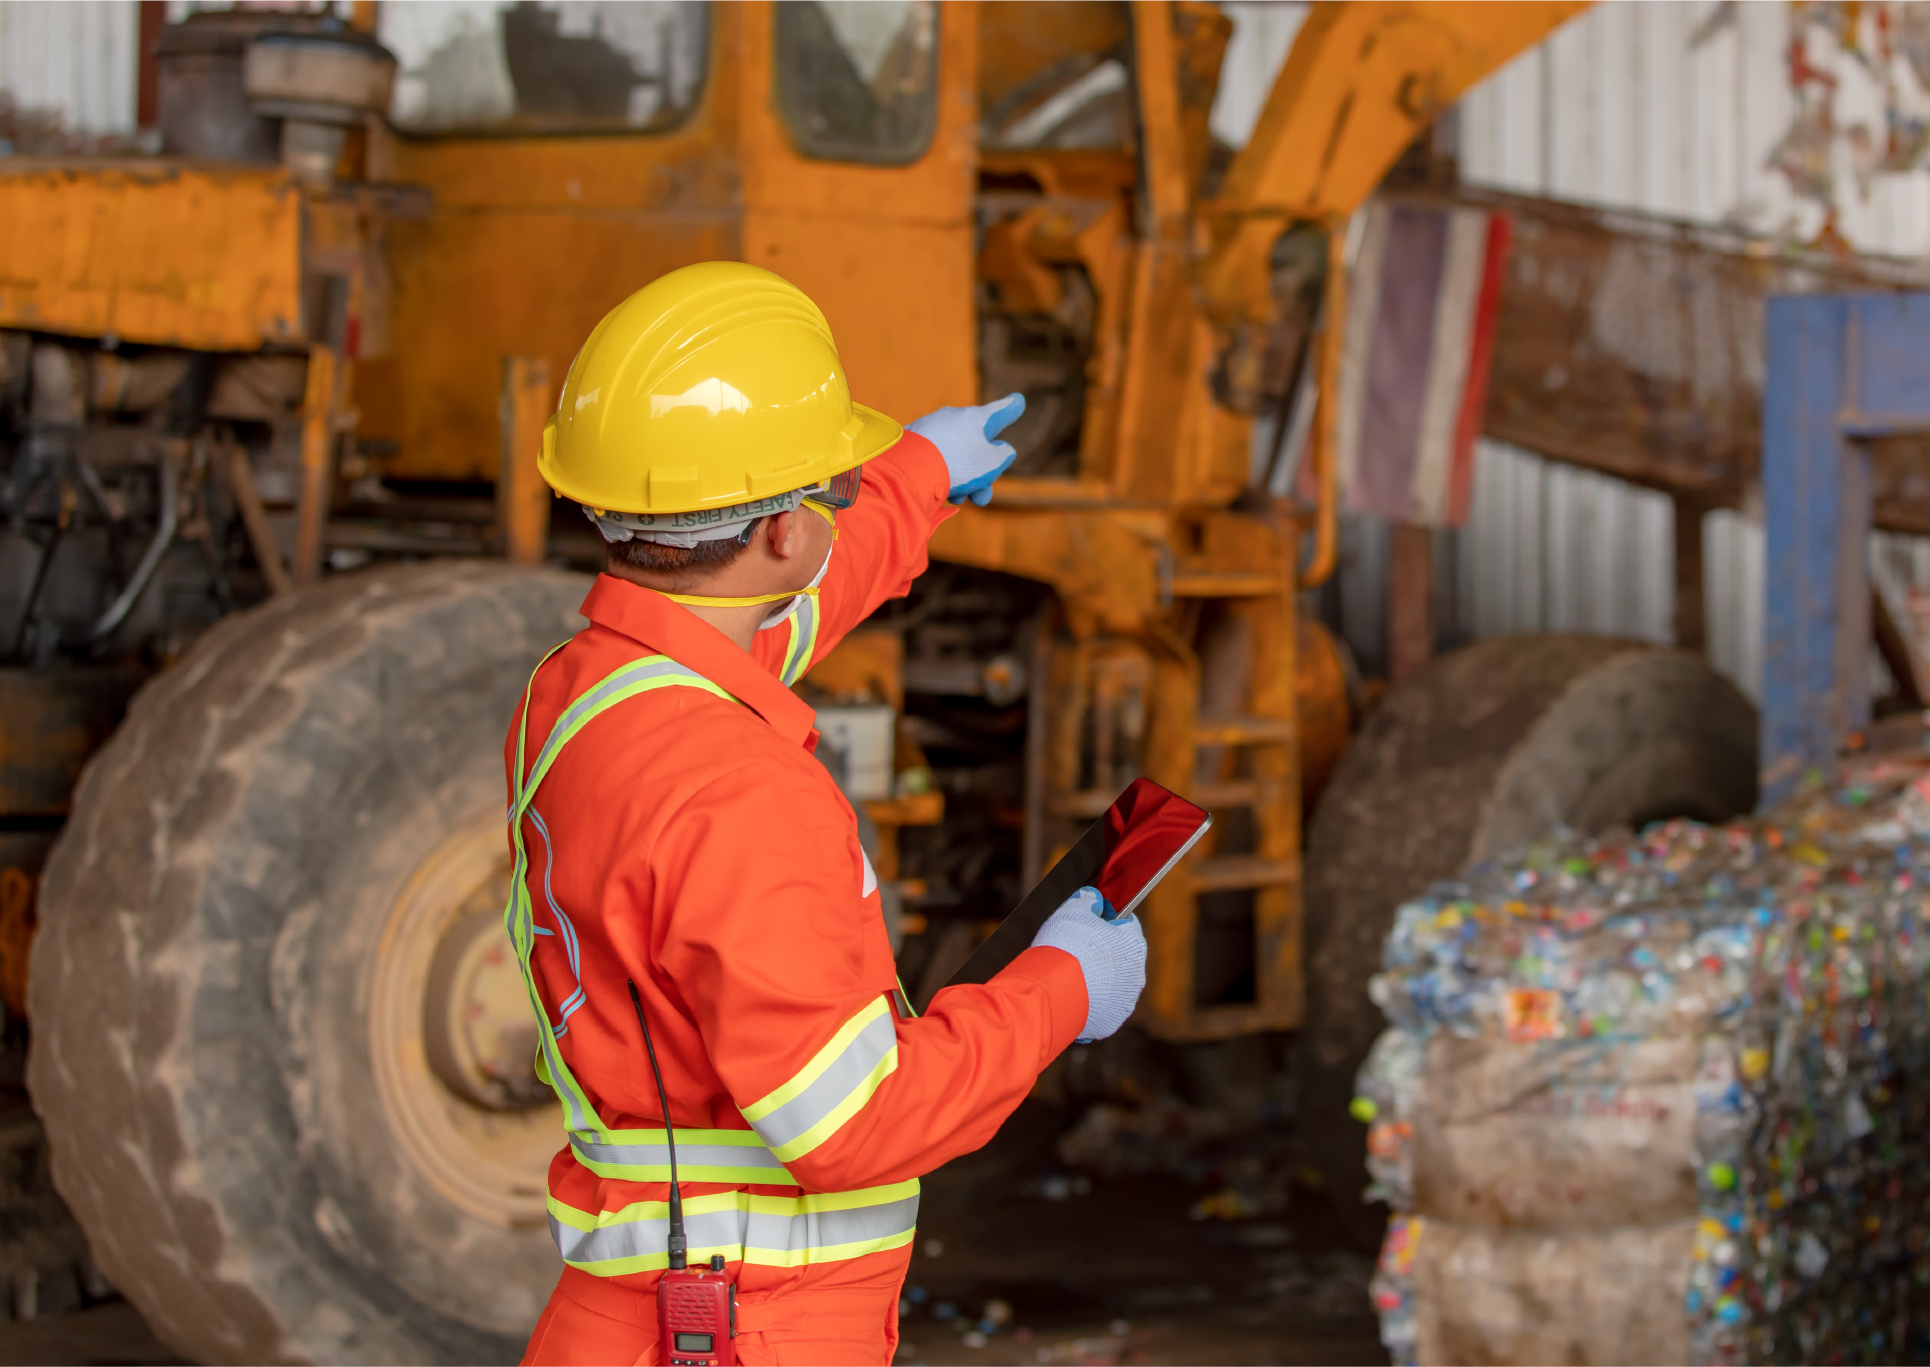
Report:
775,1,939,164
382,1,708,135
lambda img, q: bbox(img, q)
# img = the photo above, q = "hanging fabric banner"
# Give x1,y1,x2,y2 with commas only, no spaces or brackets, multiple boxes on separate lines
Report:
1335,200,1511,528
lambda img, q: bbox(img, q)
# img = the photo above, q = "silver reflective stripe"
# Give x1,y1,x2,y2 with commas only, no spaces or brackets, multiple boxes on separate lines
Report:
746,1007,898,1159
740,1193,919,1263
550,1186,920,1272
552,1204,743,1268
569,1132,796,1184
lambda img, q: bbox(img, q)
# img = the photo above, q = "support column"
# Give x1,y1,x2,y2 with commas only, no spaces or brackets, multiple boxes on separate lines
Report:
498,356,553,566
1761,296,1869,806
292,346,339,588
1671,492,1707,655
1388,521,1433,685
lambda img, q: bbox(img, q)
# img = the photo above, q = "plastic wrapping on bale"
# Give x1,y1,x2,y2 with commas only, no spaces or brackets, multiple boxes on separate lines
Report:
1356,752,1930,1366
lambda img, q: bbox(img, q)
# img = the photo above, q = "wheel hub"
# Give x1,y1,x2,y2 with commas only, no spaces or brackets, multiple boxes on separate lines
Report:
423,909,550,1112
368,810,559,1227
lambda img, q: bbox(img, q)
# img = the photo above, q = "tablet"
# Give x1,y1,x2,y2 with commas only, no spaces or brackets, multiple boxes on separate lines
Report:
939,777,1213,993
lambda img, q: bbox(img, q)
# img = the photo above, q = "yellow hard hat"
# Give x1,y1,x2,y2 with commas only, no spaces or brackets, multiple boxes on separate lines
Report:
541,261,902,515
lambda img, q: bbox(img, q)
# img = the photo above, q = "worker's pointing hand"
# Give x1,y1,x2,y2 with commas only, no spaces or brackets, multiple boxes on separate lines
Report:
1029,886,1147,1042
908,393,1026,507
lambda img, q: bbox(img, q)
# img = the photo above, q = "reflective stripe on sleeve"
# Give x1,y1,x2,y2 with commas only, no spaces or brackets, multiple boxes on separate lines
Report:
568,1128,797,1185
739,996,899,1162
548,1180,919,1276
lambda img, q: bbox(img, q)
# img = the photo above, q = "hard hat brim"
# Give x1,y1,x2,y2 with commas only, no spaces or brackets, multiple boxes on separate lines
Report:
541,402,905,518
845,403,905,470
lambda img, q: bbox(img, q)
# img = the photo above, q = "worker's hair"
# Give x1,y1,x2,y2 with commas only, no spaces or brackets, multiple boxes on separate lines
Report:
604,519,759,585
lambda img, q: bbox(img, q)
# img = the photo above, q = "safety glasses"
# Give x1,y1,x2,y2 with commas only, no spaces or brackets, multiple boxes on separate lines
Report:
809,466,864,510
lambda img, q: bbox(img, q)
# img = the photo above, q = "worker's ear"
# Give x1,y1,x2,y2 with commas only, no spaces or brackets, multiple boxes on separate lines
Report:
760,509,807,561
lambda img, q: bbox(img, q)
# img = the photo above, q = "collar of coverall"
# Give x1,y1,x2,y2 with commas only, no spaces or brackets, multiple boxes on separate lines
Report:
577,575,821,751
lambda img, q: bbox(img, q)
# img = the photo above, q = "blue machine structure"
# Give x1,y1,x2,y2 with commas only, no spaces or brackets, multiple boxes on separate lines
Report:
1763,293,1930,805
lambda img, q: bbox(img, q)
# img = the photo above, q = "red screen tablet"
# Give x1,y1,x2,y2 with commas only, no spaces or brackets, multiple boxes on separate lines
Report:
939,778,1212,994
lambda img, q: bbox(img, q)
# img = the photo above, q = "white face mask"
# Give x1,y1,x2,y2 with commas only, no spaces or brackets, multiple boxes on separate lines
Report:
756,541,834,630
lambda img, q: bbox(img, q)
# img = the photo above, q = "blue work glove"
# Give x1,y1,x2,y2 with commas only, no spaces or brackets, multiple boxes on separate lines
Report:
1029,886,1147,1042
907,393,1026,506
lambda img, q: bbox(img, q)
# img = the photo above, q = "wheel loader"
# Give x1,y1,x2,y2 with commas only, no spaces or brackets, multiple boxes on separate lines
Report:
0,2,1762,1360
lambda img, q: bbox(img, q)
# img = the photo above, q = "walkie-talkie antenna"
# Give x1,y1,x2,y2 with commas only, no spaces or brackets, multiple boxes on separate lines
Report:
627,979,686,1271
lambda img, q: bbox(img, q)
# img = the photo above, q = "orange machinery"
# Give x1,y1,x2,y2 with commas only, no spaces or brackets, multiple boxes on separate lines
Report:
0,5,1584,1361
0,0,1576,1036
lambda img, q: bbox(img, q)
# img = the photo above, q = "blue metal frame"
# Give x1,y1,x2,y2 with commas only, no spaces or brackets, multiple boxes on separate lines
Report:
1761,293,1930,807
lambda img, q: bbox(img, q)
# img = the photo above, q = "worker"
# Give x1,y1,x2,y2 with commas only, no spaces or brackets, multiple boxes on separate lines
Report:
506,261,1148,1366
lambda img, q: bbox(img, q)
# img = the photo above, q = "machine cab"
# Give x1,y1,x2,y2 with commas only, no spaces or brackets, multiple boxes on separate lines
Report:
361,1,979,484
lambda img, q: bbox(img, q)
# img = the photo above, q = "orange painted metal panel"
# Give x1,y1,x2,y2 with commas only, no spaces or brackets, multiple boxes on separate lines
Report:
743,211,975,425
358,210,738,481
928,506,1163,637
980,0,1128,114
738,0,980,423
364,0,982,477
0,160,302,350
362,7,745,480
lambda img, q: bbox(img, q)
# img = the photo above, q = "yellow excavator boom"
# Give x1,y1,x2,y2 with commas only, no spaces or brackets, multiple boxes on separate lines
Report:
1202,0,1590,322
1199,0,1589,584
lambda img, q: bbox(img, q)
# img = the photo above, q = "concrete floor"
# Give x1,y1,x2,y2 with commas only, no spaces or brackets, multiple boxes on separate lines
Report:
0,1098,1384,1367
0,1301,180,1366
897,1169,1385,1367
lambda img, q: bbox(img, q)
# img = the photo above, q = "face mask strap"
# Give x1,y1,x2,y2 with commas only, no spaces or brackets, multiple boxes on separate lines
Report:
801,499,838,538
663,533,837,617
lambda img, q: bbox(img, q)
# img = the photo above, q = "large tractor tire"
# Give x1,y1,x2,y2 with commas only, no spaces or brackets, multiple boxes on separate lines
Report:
1299,634,1758,1243
28,562,590,1364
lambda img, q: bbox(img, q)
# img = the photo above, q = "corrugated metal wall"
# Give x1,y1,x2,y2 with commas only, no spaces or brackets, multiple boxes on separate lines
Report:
0,0,138,135
1452,0,1930,702
1216,1,1930,702
1460,0,1930,254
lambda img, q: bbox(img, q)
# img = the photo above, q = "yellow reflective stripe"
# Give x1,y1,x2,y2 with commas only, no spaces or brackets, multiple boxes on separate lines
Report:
739,997,899,1160
753,1179,919,1215
507,650,605,1137
767,1049,897,1164
505,651,741,1144
547,1180,919,1276
744,1228,915,1270
741,997,890,1122
778,593,820,686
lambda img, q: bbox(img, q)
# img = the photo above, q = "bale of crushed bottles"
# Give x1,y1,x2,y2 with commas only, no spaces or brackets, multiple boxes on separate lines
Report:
1355,749,1930,1366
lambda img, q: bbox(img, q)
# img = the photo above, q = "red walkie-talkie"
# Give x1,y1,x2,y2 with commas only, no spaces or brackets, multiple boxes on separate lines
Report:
628,982,737,1367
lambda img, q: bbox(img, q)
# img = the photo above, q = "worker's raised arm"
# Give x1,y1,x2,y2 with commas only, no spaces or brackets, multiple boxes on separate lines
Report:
755,395,1026,679
656,759,1094,1193
804,429,958,646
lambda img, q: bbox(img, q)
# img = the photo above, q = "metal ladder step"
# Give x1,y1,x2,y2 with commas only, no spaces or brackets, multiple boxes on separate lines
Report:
1191,778,1260,809
1169,570,1289,598
1193,714,1294,747
1189,855,1296,892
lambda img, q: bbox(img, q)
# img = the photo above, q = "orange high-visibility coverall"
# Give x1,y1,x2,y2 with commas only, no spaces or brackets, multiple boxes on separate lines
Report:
509,433,1089,1366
